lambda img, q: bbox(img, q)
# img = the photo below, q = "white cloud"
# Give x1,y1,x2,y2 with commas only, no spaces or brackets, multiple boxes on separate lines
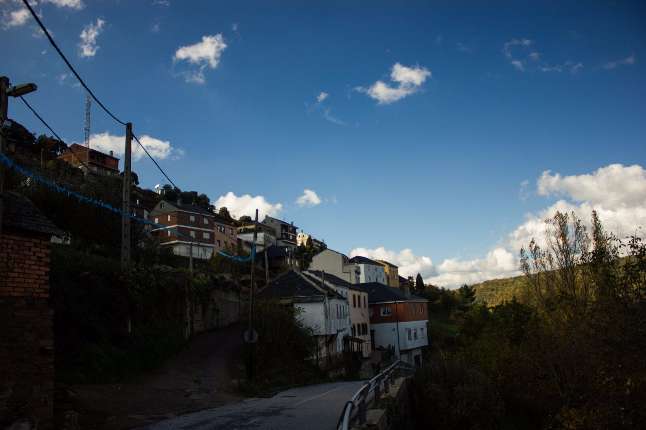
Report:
78,18,105,58
456,42,472,53
357,63,431,104
356,164,646,288
42,0,83,9
603,54,636,70
504,38,583,75
88,132,183,161
2,7,29,28
296,189,321,207
316,91,328,103
214,192,283,219
349,247,436,280
152,0,170,6
173,34,227,84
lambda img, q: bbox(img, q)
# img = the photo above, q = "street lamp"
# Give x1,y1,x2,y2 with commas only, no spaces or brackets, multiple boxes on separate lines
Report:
1,76,38,232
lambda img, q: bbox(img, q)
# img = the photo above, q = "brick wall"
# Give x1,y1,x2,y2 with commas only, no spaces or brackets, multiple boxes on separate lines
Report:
0,232,54,430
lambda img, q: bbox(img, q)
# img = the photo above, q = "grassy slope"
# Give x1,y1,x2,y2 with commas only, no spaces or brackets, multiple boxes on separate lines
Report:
472,274,529,306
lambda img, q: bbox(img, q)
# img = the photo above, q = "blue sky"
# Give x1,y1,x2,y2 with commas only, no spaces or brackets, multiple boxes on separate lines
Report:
3,0,646,286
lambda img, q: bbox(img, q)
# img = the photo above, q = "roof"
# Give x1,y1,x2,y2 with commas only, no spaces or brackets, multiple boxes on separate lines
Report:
377,259,398,268
258,270,344,301
151,200,214,217
349,256,383,266
68,143,119,161
1,192,63,237
306,270,364,292
360,282,427,303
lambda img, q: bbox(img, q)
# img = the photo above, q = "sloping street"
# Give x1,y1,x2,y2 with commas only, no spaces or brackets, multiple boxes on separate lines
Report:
142,380,364,430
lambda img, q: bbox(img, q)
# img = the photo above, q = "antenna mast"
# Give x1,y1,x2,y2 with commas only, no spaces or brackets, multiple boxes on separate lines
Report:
84,92,91,148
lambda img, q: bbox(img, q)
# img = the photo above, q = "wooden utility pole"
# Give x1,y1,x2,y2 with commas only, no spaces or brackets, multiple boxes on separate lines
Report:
120,122,132,269
0,77,9,234
245,208,259,381
264,246,269,286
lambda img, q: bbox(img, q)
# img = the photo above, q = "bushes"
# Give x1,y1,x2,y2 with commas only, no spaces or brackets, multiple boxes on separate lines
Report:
50,246,219,383
412,212,646,430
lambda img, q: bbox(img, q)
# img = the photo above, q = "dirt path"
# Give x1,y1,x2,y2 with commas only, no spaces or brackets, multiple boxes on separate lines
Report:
66,324,245,429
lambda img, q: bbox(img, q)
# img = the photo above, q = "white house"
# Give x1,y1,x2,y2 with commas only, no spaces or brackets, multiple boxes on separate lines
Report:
350,256,387,285
306,270,372,358
257,270,351,362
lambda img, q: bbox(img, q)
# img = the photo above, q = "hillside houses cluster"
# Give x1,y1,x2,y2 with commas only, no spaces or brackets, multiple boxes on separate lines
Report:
55,144,430,368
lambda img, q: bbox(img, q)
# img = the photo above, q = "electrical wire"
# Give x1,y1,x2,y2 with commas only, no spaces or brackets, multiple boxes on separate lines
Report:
20,0,126,126
132,132,179,190
19,96,94,173
20,0,181,190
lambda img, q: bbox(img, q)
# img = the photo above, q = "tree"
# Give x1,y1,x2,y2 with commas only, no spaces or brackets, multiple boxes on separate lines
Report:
218,206,232,220
458,284,476,308
415,273,425,292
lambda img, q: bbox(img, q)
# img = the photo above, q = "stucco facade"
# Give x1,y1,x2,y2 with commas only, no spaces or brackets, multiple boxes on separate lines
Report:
310,249,360,284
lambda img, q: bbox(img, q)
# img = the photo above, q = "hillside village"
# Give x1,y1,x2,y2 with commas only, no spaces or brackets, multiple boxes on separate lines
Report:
1,118,435,428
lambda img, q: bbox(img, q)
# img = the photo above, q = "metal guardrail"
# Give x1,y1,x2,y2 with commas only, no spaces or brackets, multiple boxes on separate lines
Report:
336,360,415,430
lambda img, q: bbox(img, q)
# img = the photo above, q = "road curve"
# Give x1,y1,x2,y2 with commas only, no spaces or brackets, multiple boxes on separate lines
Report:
142,380,365,430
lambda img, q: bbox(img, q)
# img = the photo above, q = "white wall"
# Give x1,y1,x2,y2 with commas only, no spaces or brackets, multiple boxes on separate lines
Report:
357,263,387,284
371,320,428,356
310,250,359,284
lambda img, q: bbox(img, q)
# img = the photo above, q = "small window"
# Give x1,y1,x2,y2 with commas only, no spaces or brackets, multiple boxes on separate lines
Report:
380,306,392,316
203,232,210,239
160,202,165,208
190,215,195,222
364,296,367,308
167,215,171,222
353,295,356,308
190,230,196,238
217,240,221,247
167,230,171,237
154,217,159,224
407,328,412,341
204,217,209,225
414,328,418,340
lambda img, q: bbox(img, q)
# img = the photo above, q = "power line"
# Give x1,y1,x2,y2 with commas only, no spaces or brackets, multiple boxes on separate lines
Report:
132,132,179,190
20,0,126,126
20,0,181,190
19,95,93,172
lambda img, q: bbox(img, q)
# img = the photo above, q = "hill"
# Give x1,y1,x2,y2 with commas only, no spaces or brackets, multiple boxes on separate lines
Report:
472,274,529,306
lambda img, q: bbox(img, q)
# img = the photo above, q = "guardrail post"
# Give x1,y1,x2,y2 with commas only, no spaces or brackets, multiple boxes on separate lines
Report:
374,381,381,404
358,397,367,425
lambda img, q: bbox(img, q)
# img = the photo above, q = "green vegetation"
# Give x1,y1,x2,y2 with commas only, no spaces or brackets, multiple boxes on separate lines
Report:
412,211,646,430
473,275,529,307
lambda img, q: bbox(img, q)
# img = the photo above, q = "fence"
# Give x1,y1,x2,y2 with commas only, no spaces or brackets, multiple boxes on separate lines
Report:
336,360,416,430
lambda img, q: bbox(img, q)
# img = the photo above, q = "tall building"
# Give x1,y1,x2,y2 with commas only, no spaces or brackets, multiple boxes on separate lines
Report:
349,256,387,285
149,200,217,259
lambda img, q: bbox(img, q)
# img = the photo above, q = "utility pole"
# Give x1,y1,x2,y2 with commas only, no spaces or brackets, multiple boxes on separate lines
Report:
121,122,132,269
0,77,9,235
245,208,259,381
264,245,269,286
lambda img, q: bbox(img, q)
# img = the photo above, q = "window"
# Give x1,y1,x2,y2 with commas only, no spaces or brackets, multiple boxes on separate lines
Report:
190,215,195,222
190,230,196,238
407,328,412,341
380,306,392,316
353,295,356,308
363,296,367,308
217,240,221,247
167,230,171,237
154,217,159,224
203,232,210,240
414,329,418,340
160,202,165,208
167,215,171,221
203,217,209,225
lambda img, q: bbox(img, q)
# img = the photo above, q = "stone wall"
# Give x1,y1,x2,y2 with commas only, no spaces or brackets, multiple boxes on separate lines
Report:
0,232,54,430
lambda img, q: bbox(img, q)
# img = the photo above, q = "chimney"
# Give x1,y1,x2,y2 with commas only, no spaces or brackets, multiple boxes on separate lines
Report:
109,150,114,157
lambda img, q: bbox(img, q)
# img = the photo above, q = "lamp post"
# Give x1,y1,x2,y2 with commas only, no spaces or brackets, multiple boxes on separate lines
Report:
0,76,37,233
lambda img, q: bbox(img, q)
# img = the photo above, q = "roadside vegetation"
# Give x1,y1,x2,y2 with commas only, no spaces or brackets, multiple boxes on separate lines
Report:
412,211,646,430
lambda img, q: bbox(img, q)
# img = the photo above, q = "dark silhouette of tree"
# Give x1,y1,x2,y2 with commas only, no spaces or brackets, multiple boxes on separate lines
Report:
415,273,425,292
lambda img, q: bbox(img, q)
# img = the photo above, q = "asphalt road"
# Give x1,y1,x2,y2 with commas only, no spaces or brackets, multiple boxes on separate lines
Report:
142,380,365,430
